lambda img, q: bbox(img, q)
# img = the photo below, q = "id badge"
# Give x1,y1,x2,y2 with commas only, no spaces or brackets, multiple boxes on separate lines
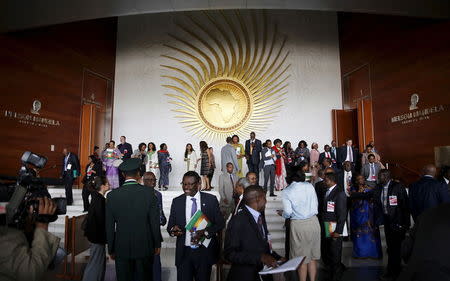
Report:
327,201,335,212
389,196,398,206
67,163,72,170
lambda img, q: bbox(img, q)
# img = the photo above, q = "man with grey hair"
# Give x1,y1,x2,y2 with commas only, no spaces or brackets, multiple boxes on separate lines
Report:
232,177,250,217
221,137,239,174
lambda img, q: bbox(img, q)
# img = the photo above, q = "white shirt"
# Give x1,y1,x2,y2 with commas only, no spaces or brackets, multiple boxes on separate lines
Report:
264,148,275,166
367,163,376,182
234,194,243,215
444,177,449,185
326,184,337,198
381,180,391,214
345,146,353,162
344,171,352,196
185,191,201,246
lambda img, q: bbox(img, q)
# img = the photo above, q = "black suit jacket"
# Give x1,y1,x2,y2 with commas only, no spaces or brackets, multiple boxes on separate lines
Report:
350,180,410,229
337,146,359,165
318,185,347,234
83,162,103,184
318,151,336,166
440,177,450,195
61,153,80,177
398,203,450,281
245,139,262,165
85,191,106,244
409,176,450,221
224,206,281,281
167,192,225,267
117,142,133,159
314,180,327,214
337,170,355,192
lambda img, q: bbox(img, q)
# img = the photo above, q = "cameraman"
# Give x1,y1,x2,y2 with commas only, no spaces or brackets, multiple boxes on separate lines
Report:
0,197,60,281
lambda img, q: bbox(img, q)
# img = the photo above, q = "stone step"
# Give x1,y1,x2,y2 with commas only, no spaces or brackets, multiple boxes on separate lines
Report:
47,188,287,252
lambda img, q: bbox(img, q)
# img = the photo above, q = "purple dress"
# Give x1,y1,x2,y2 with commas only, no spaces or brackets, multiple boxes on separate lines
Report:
102,148,121,189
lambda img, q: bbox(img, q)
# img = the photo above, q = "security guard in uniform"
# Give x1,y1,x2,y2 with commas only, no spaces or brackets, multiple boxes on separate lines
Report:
106,158,162,281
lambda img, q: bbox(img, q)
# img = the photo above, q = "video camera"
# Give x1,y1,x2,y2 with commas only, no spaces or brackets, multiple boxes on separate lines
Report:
4,151,67,228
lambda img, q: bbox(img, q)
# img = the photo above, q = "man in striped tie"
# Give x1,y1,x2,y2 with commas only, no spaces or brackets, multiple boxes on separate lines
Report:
167,171,225,281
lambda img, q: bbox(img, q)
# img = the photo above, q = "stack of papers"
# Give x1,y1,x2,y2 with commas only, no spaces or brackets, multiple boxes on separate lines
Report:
259,256,305,275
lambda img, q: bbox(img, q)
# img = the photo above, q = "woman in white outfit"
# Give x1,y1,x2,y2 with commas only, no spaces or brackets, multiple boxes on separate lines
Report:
146,142,159,177
184,143,198,171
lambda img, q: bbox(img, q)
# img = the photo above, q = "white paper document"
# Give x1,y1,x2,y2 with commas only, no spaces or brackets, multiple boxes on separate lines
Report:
259,256,305,275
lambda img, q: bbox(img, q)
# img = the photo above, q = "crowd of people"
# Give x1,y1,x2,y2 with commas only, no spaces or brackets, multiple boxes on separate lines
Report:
58,132,450,281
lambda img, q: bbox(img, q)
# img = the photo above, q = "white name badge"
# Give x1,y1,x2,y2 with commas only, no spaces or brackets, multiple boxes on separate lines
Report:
66,163,72,170
389,196,398,206
327,201,335,212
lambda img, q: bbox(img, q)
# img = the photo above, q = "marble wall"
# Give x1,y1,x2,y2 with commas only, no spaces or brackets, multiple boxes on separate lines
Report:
113,10,342,186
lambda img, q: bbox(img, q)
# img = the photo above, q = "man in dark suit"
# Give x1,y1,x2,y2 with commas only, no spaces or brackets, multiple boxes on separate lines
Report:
337,139,359,171
361,154,382,188
319,144,337,168
106,158,162,281
245,132,262,178
117,135,133,186
350,169,410,280
61,148,80,205
409,164,450,222
167,171,225,281
398,203,450,281
318,172,347,281
438,165,450,195
224,185,284,281
337,161,353,197
143,172,166,281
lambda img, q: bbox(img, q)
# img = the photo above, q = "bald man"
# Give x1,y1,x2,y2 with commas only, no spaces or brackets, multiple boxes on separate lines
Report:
409,164,450,221
224,185,284,281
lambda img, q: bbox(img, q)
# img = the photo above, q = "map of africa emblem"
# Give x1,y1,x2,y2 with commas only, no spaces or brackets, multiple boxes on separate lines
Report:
162,11,290,140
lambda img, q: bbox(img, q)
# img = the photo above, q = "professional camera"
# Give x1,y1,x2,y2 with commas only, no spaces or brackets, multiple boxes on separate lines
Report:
5,151,67,228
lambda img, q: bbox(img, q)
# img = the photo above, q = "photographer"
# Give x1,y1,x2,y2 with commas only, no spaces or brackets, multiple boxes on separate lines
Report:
0,197,61,281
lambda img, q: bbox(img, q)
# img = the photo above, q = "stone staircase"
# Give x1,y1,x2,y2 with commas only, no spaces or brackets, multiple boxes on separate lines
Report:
47,187,286,255
47,187,286,281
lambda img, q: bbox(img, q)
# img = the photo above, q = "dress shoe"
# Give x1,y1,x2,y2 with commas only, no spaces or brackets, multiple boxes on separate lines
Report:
269,193,277,197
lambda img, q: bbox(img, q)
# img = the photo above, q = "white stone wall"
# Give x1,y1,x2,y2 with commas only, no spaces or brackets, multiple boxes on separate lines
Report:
113,10,342,187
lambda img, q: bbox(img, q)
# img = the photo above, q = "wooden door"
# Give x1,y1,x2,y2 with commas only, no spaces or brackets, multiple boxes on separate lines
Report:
78,69,113,187
332,109,359,147
79,104,96,184
357,98,374,151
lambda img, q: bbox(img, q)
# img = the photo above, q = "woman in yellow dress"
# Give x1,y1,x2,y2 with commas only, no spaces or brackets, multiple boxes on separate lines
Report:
231,135,245,177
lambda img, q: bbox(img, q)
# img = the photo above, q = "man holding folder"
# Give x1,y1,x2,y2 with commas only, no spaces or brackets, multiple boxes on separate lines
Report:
318,172,347,281
167,171,225,281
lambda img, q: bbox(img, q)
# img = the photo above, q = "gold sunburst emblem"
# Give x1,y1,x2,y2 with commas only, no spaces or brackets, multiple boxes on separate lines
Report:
162,11,290,141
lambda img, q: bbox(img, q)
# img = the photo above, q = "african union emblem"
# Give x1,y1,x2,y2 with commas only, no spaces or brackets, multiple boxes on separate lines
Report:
162,11,290,140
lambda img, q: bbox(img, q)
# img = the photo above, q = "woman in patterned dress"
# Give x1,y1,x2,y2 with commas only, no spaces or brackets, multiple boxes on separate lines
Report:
231,135,245,177
199,141,211,190
101,140,121,189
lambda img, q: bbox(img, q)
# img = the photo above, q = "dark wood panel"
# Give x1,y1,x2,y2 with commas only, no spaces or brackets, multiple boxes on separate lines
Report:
332,109,359,147
339,13,450,184
342,64,371,109
0,18,116,178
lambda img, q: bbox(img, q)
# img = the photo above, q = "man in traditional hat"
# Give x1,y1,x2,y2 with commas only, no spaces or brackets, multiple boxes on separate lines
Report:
106,158,162,281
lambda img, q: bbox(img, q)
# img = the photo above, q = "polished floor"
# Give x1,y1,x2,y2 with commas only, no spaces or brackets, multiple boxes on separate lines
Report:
45,245,387,281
